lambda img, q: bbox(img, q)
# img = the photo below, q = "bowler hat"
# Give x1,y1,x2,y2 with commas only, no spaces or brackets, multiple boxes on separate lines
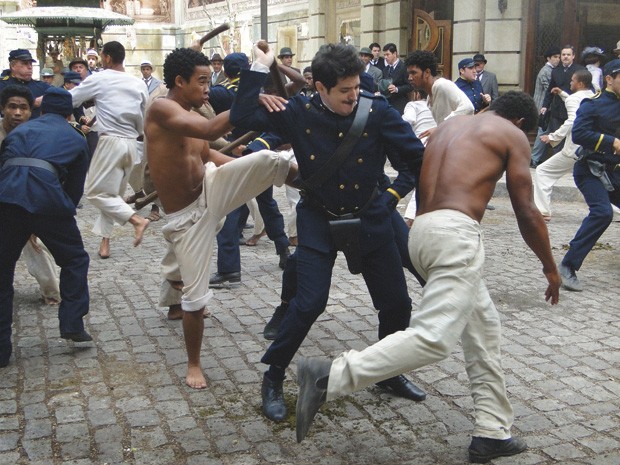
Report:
210,53,223,62
223,52,249,77
359,47,373,56
458,58,475,69
69,58,88,70
278,47,295,58
41,87,73,117
9,49,36,63
473,53,487,64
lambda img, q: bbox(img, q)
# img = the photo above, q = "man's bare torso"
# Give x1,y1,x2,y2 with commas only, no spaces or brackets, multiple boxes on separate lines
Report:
418,112,531,222
145,97,210,214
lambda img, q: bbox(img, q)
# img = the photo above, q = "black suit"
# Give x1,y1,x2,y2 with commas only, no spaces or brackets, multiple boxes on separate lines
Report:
542,62,585,131
381,60,412,114
371,57,385,71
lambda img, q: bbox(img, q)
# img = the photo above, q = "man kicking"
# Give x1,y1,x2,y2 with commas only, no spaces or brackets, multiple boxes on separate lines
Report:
145,47,297,389
295,92,561,463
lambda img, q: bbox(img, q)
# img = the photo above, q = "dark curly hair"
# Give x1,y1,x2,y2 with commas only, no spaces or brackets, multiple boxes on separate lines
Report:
0,85,33,109
163,48,211,89
404,50,438,76
489,91,539,132
311,43,364,91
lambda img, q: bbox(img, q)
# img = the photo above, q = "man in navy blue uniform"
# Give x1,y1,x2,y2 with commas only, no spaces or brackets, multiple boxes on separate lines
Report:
455,58,491,114
231,43,425,421
0,87,91,367
559,59,620,292
0,49,50,119
206,53,292,285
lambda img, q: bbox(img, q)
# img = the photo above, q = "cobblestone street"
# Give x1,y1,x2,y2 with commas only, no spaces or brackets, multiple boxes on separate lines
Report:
0,180,618,465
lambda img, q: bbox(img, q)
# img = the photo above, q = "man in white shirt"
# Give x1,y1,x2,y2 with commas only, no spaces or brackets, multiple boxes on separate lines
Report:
534,69,594,220
404,50,473,138
70,41,150,259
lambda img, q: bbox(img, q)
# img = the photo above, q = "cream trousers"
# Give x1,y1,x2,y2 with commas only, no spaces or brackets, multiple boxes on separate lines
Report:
327,209,514,439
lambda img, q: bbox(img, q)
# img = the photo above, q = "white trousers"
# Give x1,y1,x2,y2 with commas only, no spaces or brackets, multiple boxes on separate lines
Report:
160,150,292,312
327,209,514,439
85,135,138,237
533,152,577,217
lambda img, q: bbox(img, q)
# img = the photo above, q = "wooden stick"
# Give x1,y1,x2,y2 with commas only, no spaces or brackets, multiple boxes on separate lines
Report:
199,23,230,46
219,131,260,155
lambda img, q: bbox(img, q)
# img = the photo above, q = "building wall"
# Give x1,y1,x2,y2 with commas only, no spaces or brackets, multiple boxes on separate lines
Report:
0,0,529,89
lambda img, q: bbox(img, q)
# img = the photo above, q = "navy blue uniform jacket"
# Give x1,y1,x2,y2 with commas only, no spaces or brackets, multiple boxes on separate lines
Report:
231,69,424,255
0,113,89,216
572,89,620,157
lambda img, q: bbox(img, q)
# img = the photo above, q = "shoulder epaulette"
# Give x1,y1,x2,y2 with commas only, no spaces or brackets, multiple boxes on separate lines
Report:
69,122,87,139
2,76,9,81
591,90,603,99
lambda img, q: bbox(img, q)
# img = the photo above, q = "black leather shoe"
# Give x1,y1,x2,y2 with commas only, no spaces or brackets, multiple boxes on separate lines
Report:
296,357,331,442
60,330,93,342
209,272,241,288
261,373,287,422
376,375,426,401
263,304,288,340
278,248,290,270
0,344,12,368
468,436,527,463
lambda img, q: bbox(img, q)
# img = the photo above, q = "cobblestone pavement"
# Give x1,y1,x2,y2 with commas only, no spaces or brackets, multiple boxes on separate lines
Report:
1,180,618,465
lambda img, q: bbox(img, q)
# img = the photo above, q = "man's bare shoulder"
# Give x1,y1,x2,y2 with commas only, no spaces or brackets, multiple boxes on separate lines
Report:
147,96,179,119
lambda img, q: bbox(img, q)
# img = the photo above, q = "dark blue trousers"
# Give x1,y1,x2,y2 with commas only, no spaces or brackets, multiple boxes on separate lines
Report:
262,239,412,373
217,186,289,273
0,203,90,351
563,161,620,270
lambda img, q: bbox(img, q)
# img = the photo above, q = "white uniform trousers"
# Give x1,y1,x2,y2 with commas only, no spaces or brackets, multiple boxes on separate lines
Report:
533,152,577,217
85,135,138,237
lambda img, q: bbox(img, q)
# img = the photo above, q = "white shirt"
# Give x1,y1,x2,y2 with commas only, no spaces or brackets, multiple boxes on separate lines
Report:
70,69,148,138
402,101,436,144
428,77,474,124
548,89,594,158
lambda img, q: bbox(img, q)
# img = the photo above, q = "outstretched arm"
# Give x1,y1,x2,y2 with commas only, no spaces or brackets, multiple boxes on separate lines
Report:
505,130,561,304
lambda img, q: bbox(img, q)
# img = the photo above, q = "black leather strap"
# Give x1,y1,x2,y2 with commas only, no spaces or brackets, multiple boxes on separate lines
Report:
299,95,372,193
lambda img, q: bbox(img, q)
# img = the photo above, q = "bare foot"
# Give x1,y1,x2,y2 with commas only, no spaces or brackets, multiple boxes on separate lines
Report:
289,236,298,247
98,237,110,258
43,296,60,305
169,280,184,290
129,214,150,247
167,304,183,320
405,218,414,228
245,229,266,246
185,365,207,389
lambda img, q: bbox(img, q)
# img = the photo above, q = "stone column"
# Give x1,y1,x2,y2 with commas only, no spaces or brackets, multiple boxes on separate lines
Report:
308,0,327,56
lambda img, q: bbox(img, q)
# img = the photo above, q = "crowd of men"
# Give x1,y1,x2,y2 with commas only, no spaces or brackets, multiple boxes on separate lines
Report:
0,37,617,463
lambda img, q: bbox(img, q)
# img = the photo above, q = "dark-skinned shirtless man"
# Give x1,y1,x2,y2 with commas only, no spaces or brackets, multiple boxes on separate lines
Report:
295,91,562,463
145,47,297,389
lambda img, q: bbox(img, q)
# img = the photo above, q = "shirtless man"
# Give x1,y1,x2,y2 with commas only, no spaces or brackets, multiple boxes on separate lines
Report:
295,91,561,463
145,47,297,389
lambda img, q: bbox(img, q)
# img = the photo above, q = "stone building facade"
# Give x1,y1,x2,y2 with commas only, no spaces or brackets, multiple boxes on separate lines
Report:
0,0,617,94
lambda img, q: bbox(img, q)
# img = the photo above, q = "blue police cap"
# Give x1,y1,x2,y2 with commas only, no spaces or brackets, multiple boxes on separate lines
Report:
603,59,620,76
458,58,475,69
63,71,82,84
41,87,73,117
8,49,36,63
223,53,249,78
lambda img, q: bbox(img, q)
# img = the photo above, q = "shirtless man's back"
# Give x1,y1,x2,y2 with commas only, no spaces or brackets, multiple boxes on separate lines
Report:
144,48,296,389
